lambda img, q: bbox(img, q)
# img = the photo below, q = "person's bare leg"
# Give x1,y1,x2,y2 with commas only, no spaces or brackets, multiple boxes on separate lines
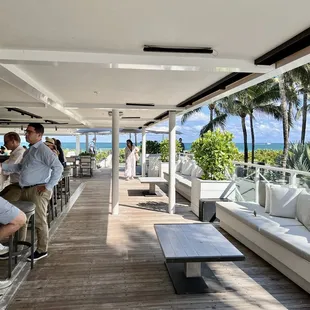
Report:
0,210,26,240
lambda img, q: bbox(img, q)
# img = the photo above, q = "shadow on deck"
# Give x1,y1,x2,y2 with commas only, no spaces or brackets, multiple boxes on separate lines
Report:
5,169,310,309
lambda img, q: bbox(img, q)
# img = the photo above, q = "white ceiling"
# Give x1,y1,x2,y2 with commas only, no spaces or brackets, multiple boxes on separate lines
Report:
0,0,309,131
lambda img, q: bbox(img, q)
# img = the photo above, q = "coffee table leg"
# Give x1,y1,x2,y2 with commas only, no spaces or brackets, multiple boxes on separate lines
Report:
185,262,201,277
149,183,156,194
165,262,225,294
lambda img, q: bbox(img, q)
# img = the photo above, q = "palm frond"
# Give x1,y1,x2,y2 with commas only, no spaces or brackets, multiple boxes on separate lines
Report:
199,113,228,136
181,107,202,124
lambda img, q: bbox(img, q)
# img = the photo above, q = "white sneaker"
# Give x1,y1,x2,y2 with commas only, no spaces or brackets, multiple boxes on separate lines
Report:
0,244,9,255
0,280,12,290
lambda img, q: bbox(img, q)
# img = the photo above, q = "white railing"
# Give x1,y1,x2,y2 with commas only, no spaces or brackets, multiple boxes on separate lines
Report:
233,161,310,203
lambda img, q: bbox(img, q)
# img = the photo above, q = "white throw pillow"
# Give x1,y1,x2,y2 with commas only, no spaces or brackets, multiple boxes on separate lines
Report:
196,166,203,178
181,160,193,176
296,190,310,231
191,164,198,177
265,183,281,213
269,186,303,218
176,160,182,172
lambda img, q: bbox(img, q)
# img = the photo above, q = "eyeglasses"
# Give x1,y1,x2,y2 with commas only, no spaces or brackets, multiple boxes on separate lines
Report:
24,130,36,135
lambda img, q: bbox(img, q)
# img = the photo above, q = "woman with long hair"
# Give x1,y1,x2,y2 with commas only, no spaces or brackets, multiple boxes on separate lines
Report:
124,139,139,181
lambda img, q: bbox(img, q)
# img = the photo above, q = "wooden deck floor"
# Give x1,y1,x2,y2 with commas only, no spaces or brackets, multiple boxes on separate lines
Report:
7,169,310,309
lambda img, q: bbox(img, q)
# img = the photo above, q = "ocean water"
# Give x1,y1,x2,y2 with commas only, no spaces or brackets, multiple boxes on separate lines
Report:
59,142,284,152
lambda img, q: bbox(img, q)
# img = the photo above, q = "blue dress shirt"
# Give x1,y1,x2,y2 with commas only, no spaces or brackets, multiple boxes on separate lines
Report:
2,140,64,191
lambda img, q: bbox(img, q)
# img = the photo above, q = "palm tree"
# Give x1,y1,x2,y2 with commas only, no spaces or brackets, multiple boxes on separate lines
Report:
246,80,281,163
213,80,281,163
217,94,250,162
181,101,225,132
278,74,290,169
290,64,310,144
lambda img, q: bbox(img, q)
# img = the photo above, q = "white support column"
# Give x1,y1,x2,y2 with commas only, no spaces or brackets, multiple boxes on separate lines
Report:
142,127,147,177
254,167,260,204
85,133,89,152
112,109,120,215
134,133,137,147
75,135,81,155
169,111,176,214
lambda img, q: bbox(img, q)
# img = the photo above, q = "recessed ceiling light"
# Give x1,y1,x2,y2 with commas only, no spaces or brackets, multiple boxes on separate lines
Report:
94,91,100,95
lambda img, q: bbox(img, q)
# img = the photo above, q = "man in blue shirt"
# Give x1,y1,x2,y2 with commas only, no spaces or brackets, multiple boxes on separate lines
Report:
0,123,63,261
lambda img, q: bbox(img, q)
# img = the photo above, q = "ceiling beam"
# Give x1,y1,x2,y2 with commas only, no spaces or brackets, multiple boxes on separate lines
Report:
173,49,310,120
63,103,184,110
0,101,46,108
0,49,274,74
0,64,93,127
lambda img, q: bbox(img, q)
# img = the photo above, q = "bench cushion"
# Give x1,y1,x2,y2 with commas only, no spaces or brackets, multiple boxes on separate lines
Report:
296,190,310,231
260,225,310,262
181,160,193,176
236,202,301,226
270,186,303,218
217,202,302,232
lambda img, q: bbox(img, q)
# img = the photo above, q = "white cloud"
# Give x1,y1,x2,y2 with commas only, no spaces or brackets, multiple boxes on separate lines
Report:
182,111,210,122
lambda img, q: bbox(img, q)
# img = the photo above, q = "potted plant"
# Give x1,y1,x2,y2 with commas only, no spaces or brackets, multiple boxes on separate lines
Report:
190,129,239,217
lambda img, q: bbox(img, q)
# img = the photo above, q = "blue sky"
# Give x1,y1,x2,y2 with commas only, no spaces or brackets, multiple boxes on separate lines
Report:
0,106,308,145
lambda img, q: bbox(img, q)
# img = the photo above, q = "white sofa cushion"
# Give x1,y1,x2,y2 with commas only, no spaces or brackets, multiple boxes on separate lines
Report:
217,202,302,232
191,164,198,177
196,167,203,178
265,183,281,213
269,186,303,218
237,201,302,226
181,160,193,176
176,160,182,172
260,225,310,262
297,190,310,231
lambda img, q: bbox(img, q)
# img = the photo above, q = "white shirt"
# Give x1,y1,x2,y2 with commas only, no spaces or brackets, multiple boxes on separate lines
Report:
3,141,63,191
2,145,25,184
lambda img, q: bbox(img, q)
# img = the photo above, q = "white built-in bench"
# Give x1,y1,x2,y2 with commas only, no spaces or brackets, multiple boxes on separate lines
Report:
216,183,310,294
161,159,202,202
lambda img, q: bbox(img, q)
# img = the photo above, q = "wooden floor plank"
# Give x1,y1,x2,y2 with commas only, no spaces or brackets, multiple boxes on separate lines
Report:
7,169,310,309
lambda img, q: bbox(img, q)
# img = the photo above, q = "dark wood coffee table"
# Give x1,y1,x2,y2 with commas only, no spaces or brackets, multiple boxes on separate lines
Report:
154,223,245,294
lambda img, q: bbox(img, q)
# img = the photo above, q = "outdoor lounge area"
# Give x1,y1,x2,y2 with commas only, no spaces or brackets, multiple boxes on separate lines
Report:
1,1,310,309
2,168,310,309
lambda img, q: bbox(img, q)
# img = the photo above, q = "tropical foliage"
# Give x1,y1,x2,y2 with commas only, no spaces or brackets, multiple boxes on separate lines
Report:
234,150,282,166
95,151,109,162
159,139,182,162
286,143,310,172
181,63,310,170
146,140,160,154
191,130,239,180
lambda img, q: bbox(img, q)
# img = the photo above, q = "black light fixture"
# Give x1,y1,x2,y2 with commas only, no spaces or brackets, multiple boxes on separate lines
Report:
143,45,213,54
144,121,155,126
122,117,141,119
6,108,42,119
126,103,155,107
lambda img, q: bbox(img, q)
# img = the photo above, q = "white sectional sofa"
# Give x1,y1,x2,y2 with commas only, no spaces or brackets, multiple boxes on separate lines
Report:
162,158,202,202
216,183,310,294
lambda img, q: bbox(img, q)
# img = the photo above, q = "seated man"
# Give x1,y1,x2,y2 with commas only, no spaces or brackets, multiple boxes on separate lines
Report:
0,132,25,257
0,197,26,289
0,132,25,202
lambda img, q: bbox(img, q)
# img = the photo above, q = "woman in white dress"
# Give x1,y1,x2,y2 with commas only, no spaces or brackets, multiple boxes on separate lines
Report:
124,139,139,180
